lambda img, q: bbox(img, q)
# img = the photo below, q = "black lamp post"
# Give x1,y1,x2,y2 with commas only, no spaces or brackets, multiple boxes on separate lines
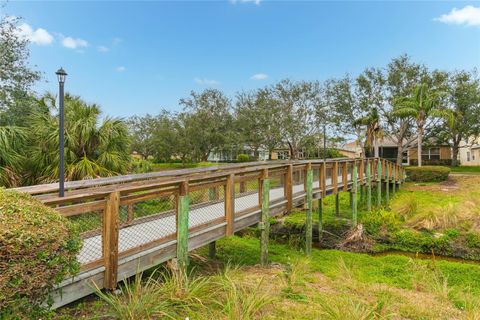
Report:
56,68,67,197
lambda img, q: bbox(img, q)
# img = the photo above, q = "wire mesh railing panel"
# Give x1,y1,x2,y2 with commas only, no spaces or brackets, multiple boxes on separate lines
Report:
67,209,104,266
234,177,260,216
118,193,176,255
292,167,305,195
269,170,286,203
188,185,225,229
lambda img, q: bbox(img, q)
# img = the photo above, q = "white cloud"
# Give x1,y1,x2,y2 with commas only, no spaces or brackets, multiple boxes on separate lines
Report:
194,77,219,85
230,0,261,4
250,73,268,80
62,36,89,49
435,5,480,27
116,66,126,72
17,23,54,45
98,45,109,53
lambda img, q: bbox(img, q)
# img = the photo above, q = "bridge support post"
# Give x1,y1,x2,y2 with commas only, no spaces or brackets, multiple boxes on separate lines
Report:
260,169,270,266
385,163,390,207
305,163,313,255
103,191,120,290
392,165,396,196
208,186,218,258
366,159,372,212
317,198,323,243
177,181,190,271
377,159,382,209
225,174,235,236
335,193,340,216
285,165,293,212
352,164,358,227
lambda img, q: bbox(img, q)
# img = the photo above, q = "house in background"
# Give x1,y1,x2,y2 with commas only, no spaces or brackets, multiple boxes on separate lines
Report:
459,138,480,166
345,136,452,165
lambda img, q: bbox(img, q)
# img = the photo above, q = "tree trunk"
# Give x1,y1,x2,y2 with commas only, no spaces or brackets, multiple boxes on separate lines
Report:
288,141,296,160
452,143,459,167
396,142,403,165
417,125,423,167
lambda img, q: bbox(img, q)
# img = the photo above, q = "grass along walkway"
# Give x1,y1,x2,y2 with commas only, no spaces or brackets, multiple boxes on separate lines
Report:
56,236,480,319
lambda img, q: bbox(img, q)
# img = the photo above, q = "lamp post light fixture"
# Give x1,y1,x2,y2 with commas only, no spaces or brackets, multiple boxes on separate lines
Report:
56,68,67,197
323,124,327,162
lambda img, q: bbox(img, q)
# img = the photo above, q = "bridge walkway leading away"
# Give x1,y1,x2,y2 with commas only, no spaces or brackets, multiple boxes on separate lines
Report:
14,158,404,308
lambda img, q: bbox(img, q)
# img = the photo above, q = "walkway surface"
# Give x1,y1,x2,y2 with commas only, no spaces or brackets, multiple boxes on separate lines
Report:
78,177,345,264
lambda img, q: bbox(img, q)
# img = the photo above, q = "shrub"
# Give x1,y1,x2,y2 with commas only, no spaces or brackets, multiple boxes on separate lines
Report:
130,157,153,173
410,159,452,166
405,166,450,182
0,189,81,316
237,154,250,162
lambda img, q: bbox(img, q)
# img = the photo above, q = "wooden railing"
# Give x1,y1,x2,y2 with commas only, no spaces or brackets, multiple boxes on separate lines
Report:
13,157,404,307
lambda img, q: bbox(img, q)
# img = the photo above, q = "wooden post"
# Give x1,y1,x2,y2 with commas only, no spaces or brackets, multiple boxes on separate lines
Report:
177,181,189,271
366,159,372,212
316,198,323,242
377,159,382,209
127,203,134,224
392,164,396,196
239,181,247,193
385,163,390,206
260,169,270,266
208,186,218,258
320,163,326,198
335,193,340,216
342,162,348,192
359,159,364,184
225,174,235,236
208,242,216,259
103,191,120,290
285,164,293,212
305,163,313,256
352,164,358,228
332,162,338,194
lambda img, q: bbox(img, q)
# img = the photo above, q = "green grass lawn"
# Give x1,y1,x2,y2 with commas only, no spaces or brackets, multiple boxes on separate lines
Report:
450,165,480,174
56,235,480,319
150,161,221,171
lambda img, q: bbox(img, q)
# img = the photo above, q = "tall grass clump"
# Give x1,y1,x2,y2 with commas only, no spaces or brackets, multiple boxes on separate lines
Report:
215,266,273,320
94,272,173,320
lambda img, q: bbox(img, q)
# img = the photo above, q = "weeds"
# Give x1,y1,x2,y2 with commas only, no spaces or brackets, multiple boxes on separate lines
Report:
94,272,174,320
215,266,273,320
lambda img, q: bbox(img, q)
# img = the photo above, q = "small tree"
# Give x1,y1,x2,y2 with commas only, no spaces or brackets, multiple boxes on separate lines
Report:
394,84,444,167
436,71,480,166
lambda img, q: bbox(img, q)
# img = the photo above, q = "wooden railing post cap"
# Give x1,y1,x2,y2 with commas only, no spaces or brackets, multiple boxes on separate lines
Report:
179,180,189,196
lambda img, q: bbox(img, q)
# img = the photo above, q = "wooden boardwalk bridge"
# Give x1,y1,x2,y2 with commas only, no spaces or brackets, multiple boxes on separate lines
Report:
15,158,404,308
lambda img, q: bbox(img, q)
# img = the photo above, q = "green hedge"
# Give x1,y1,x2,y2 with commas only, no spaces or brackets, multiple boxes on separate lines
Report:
410,159,453,166
0,189,81,317
405,166,450,182
237,154,251,162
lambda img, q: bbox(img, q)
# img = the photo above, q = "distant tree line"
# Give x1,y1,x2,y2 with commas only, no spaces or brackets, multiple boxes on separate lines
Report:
1,14,479,187
128,56,480,167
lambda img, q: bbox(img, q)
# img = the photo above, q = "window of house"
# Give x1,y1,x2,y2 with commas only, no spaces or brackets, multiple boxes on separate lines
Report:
467,151,471,162
429,147,440,160
421,147,441,160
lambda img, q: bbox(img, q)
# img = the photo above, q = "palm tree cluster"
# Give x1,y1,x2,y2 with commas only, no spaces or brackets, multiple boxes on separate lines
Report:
0,93,131,187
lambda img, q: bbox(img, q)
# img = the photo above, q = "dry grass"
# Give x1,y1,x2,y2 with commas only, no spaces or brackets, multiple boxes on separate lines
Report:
397,176,480,232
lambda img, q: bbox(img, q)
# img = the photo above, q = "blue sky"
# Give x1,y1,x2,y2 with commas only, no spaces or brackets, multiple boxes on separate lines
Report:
4,1,480,117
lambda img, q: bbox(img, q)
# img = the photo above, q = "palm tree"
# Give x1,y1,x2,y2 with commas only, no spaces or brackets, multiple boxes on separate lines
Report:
0,126,26,187
353,107,383,158
394,84,443,167
26,94,131,183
